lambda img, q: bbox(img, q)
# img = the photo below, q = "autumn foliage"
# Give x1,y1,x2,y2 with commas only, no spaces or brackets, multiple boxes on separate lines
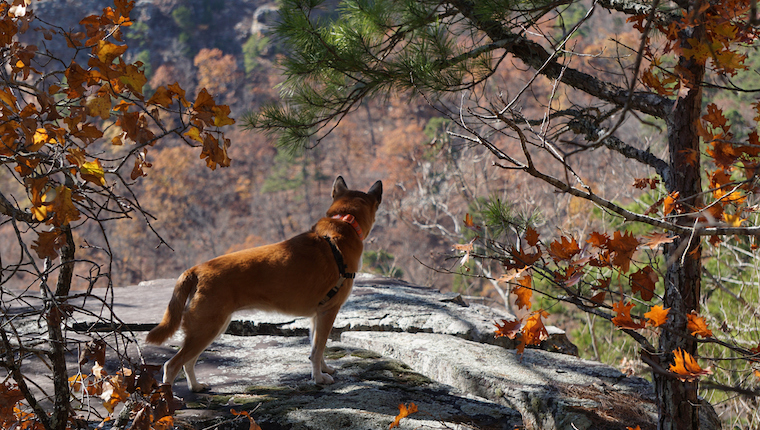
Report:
0,0,234,428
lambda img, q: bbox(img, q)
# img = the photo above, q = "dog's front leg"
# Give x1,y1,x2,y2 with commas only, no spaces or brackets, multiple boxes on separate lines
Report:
309,305,341,384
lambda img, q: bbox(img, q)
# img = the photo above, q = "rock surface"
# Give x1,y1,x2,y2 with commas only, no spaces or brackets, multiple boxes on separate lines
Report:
74,274,577,355
16,274,721,429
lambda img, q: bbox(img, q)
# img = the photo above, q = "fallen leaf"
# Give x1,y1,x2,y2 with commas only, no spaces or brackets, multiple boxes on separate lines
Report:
389,403,418,429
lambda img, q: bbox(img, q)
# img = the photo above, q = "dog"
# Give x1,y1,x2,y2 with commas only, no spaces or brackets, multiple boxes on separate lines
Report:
146,176,382,391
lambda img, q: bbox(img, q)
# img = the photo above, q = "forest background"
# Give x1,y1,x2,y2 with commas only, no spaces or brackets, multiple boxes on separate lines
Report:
3,0,760,426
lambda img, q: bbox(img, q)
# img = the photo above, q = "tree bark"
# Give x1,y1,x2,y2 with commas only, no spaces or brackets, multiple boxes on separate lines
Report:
658,20,705,430
47,226,75,430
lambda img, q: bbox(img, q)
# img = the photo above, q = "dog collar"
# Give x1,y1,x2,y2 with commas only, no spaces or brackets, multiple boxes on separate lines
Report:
332,214,363,240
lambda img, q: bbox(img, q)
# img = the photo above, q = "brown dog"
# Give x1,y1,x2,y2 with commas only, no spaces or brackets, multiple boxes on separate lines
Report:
146,176,382,391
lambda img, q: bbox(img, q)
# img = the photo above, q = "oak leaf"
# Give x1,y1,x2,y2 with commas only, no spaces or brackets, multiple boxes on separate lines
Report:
119,63,147,95
586,231,610,249
30,127,56,151
702,103,729,132
687,312,713,338
87,94,111,120
524,227,539,247
632,177,660,189
640,232,676,249
590,291,606,304
94,40,127,64
663,191,680,216
644,305,670,327
49,185,81,226
548,236,580,262
669,348,712,382
0,383,24,418
512,275,532,310
608,231,639,273
519,310,550,354
389,403,418,429
147,85,173,107
494,319,521,339
611,301,645,330
630,266,658,301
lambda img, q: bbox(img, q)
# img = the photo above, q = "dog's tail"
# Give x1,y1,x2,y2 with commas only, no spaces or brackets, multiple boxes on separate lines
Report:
145,271,198,345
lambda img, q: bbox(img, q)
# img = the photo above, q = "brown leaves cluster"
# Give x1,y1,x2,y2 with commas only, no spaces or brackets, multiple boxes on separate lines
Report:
634,0,758,95
486,222,724,383
69,361,173,430
0,0,235,261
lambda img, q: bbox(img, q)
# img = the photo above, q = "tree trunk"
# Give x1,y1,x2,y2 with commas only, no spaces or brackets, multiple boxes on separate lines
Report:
47,226,75,430
658,19,705,430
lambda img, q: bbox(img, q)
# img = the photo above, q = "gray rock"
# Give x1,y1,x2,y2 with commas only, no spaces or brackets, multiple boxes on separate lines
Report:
341,331,657,430
15,275,720,429
145,334,522,430
73,274,578,355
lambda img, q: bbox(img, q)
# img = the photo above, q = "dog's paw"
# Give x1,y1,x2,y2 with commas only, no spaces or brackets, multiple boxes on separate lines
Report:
190,382,209,393
313,372,335,385
322,363,336,375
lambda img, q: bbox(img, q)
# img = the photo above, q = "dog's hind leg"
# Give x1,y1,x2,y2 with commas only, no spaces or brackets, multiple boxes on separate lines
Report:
309,305,341,384
163,314,231,392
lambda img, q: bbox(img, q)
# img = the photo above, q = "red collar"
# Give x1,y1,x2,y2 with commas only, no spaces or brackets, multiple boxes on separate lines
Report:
332,214,363,240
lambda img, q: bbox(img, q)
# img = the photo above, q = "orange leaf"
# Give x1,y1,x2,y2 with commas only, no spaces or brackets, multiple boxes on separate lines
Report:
586,231,610,249
608,231,639,273
630,266,658,301
389,403,418,429
212,104,235,127
686,312,713,338
0,383,25,414
512,275,532,310
611,301,645,330
590,291,606,304
87,94,112,120
494,319,521,339
663,191,680,216
231,409,263,430
669,348,711,382
49,185,81,226
548,236,580,262
154,416,176,430
80,159,107,186
519,310,550,354
644,305,670,327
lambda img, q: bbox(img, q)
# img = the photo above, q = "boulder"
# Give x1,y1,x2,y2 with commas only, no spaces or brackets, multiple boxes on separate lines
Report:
18,274,720,429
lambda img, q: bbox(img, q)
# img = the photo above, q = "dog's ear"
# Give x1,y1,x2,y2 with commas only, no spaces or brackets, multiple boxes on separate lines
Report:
368,180,383,204
332,176,348,199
